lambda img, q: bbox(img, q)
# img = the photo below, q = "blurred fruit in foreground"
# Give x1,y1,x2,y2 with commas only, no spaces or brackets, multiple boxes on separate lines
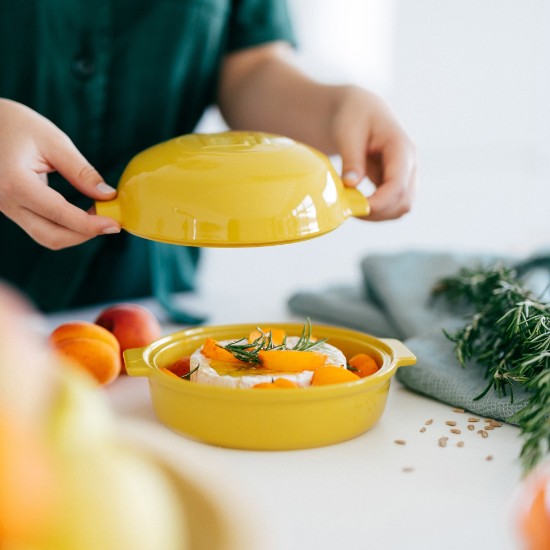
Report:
518,467,550,550
49,321,121,385
95,304,162,374
0,284,189,548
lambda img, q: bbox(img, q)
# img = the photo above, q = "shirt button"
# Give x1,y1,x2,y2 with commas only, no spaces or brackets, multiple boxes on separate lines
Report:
71,55,96,79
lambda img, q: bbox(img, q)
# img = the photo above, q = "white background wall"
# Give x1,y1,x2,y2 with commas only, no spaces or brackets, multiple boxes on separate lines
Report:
198,0,550,300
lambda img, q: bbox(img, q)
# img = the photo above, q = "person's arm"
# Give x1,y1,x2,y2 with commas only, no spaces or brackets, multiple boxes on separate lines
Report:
0,99,120,250
217,42,416,221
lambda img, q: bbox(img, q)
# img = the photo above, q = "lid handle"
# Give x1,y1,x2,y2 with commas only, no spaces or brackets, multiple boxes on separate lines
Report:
95,198,122,224
343,188,370,218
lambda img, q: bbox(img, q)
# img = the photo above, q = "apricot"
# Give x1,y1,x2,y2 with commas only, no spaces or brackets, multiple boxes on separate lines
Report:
348,353,380,378
95,304,162,374
259,350,327,372
253,378,300,389
311,365,361,386
201,338,246,364
50,321,120,350
49,322,121,385
165,357,191,377
248,327,286,346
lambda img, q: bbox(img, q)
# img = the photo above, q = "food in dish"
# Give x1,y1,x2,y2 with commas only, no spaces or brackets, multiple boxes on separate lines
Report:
163,323,381,388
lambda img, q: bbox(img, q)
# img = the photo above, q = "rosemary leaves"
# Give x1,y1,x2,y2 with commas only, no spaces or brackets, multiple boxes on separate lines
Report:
220,319,328,365
433,264,550,473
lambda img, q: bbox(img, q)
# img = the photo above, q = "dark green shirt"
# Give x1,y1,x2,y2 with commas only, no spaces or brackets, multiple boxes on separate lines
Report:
0,0,294,319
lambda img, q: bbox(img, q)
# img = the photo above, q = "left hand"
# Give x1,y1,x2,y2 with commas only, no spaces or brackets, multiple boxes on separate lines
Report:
331,86,416,221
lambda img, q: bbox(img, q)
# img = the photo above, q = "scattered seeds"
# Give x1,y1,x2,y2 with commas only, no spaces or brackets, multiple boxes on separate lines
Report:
425,419,434,425
486,455,493,461
450,428,461,434
438,437,449,447
467,424,475,431
402,467,414,473
490,420,502,428
468,417,480,422
420,426,427,433
484,425,495,431
480,430,489,438
445,420,457,426
457,441,465,447
395,439,407,445
452,408,465,413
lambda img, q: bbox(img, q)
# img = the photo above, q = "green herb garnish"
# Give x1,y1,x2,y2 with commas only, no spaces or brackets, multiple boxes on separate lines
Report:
220,318,327,365
181,364,200,380
433,264,550,473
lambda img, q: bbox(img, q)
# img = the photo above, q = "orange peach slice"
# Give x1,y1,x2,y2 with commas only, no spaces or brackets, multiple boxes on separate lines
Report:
311,366,361,386
248,328,286,346
253,378,300,389
258,350,327,372
348,353,380,378
201,338,246,364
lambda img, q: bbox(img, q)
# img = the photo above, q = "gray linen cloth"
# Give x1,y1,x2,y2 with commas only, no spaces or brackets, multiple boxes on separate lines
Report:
288,250,550,422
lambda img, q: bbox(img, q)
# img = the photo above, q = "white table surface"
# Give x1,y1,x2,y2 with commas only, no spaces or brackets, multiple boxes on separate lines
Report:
45,289,528,550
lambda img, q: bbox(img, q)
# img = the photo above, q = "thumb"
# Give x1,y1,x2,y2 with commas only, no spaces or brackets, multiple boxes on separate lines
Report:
44,133,117,199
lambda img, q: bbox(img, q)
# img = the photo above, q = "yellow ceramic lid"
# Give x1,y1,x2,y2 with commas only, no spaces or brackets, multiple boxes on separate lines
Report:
95,132,370,247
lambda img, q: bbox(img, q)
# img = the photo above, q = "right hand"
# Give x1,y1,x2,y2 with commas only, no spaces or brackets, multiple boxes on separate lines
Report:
0,98,121,250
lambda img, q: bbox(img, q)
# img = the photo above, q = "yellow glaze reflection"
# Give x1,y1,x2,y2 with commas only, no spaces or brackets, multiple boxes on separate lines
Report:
96,132,370,247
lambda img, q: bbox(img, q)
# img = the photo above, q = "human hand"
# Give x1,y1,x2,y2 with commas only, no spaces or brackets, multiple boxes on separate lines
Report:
0,99,120,250
331,86,416,221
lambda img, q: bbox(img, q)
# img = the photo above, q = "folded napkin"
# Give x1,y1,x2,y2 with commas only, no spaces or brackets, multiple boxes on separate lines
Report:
288,250,550,422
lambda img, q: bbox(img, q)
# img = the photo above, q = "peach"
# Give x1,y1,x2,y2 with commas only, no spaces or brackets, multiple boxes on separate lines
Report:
49,322,121,385
348,353,380,378
311,366,361,386
166,357,191,378
94,304,162,374
50,321,120,351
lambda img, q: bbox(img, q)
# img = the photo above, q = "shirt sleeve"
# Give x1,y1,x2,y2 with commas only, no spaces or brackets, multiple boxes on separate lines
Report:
226,0,297,52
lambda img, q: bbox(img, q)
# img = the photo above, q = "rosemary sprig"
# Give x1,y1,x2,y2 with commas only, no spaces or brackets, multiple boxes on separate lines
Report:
181,365,200,380
433,264,550,473
220,319,327,365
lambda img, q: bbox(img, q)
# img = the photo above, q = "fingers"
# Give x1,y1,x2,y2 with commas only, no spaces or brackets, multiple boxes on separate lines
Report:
11,206,99,250
0,99,121,250
1,171,120,250
338,125,416,221
43,132,118,199
335,121,368,188
365,135,417,221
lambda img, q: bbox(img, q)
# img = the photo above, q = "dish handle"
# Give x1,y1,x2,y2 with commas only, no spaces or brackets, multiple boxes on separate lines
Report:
378,338,417,368
343,187,370,218
123,347,152,378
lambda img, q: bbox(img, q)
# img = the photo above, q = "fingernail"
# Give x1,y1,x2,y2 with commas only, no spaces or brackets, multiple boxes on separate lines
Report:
96,182,116,194
343,171,359,183
102,226,120,234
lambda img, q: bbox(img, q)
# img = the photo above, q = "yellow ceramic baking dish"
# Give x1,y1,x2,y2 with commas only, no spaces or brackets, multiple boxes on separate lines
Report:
95,132,370,247
124,323,416,450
